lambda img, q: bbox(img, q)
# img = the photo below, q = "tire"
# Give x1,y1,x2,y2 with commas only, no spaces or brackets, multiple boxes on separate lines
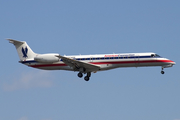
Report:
84,76,89,81
78,72,83,78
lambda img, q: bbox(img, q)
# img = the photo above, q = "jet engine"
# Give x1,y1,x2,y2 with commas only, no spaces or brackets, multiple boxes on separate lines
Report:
34,54,60,63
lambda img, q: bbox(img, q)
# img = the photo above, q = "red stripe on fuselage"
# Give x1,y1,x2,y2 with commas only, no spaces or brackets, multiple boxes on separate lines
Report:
30,64,67,68
91,59,174,65
29,59,174,68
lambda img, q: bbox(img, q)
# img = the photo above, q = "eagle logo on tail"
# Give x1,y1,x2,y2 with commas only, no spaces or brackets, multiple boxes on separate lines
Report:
22,47,28,58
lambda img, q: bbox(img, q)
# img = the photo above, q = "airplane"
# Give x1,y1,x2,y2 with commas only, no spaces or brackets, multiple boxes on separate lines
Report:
7,39,176,81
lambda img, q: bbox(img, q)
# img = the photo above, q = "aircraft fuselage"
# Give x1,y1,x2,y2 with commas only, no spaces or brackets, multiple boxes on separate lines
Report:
21,52,175,72
7,39,175,81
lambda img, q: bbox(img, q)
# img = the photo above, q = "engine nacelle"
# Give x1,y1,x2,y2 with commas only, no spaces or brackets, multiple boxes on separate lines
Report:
34,54,60,63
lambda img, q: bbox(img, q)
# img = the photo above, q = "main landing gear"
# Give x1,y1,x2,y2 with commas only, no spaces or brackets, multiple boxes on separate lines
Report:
77,72,91,81
78,72,83,78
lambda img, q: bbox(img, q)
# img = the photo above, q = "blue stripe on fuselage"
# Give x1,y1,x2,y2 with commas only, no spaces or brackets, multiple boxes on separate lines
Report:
21,60,37,64
21,55,161,64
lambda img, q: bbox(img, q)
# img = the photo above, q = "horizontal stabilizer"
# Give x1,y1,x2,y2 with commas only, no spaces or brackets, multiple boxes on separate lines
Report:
6,39,25,45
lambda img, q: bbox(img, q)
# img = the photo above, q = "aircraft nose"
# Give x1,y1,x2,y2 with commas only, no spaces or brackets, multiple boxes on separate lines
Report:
169,60,176,65
172,61,176,65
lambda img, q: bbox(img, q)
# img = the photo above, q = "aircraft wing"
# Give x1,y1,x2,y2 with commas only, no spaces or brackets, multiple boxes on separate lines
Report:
56,55,100,72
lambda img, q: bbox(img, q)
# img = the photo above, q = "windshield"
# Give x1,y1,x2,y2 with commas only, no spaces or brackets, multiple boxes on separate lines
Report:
155,54,161,57
151,54,161,57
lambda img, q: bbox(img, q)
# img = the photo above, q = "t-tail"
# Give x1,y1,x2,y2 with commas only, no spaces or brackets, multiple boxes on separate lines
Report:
7,39,37,61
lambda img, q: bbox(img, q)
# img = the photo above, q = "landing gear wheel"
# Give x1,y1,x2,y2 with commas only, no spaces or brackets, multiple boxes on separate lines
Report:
84,76,90,81
87,72,91,77
161,67,165,74
78,72,83,78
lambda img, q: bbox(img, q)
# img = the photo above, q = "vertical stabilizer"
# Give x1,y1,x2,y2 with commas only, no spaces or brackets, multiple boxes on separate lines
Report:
7,39,37,61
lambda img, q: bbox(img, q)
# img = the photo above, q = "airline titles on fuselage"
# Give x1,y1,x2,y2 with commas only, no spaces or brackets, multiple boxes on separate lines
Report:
104,54,135,57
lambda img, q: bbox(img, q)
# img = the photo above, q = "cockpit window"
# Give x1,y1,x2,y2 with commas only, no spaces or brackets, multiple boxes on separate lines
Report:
151,54,161,57
155,54,161,57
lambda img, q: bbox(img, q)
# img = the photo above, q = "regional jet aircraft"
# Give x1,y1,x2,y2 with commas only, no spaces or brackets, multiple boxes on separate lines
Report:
7,39,175,81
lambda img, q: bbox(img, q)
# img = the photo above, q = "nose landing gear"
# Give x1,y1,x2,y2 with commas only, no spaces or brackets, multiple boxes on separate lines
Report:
161,67,165,74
